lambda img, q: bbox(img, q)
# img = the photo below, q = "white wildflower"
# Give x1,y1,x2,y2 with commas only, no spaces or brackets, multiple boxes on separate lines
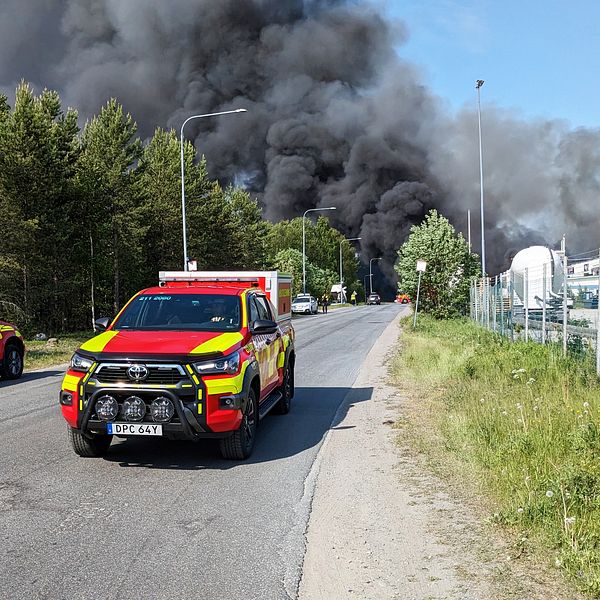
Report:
583,402,590,409
526,378,536,385
516,403,523,409
546,490,554,498
555,558,562,567
517,507,524,514
511,368,526,379
564,516,576,526
533,405,539,411
501,410,508,416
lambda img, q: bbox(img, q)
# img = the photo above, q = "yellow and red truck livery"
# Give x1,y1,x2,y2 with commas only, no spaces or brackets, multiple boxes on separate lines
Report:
60,271,295,460
0,319,25,380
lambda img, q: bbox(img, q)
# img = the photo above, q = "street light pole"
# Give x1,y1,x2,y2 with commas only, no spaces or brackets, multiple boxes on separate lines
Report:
476,79,485,277
369,257,382,295
302,207,336,294
340,237,361,303
180,108,247,271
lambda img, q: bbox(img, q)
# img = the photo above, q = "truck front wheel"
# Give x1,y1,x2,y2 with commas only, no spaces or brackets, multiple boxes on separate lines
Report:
219,388,257,460
68,426,113,457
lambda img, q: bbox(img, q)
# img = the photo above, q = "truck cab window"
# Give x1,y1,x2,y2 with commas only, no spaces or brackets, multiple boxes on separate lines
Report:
255,296,272,320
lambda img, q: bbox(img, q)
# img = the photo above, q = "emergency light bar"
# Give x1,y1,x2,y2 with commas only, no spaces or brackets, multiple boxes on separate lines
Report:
159,271,290,291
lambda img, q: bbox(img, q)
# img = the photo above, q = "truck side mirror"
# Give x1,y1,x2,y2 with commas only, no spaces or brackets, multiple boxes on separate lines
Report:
95,317,111,331
250,319,278,335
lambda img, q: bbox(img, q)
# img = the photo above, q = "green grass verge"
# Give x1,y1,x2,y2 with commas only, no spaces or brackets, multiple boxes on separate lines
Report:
392,315,600,596
24,332,92,371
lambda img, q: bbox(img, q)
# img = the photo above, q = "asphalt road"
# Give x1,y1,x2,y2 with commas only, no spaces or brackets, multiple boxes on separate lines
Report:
0,304,401,600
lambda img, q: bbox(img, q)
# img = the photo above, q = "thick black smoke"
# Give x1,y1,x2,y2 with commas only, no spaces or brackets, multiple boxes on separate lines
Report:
1,0,599,279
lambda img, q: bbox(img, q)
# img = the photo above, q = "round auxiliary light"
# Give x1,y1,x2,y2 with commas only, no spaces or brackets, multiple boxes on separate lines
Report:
150,397,175,423
122,396,146,422
95,395,119,422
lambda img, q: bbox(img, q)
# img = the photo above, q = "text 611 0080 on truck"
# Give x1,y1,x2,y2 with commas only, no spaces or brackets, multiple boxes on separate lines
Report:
59,271,295,460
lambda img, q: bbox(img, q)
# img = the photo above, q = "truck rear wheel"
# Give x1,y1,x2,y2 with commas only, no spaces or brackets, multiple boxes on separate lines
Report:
273,360,294,415
219,388,257,460
68,426,112,457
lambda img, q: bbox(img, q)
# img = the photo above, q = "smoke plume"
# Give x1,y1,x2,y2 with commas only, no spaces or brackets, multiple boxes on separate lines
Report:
1,0,599,277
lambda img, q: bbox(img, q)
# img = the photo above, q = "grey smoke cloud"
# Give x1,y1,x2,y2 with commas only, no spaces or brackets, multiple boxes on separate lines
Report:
0,0,598,277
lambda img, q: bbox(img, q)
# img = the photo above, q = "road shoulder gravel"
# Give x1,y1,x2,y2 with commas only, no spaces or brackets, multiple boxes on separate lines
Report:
298,312,579,600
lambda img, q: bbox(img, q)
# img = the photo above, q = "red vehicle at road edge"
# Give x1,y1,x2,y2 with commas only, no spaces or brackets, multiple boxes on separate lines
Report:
0,320,25,380
59,271,295,460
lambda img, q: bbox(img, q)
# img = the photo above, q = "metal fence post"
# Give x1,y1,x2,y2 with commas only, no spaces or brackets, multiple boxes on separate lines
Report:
485,277,492,329
500,273,505,336
473,279,478,322
510,270,515,341
596,249,600,374
524,267,529,342
469,280,473,320
542,263,547,344
562,236,567,357
479,279,484,326
492,277,497,332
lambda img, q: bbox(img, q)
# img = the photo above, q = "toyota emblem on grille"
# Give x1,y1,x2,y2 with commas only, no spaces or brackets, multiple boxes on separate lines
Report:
127,364,149,381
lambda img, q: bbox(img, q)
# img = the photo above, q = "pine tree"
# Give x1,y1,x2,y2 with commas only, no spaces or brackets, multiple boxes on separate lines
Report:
77,99,142,315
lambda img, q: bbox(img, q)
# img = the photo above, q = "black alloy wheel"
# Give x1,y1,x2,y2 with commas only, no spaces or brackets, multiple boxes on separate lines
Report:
1,343,24,379
274,360,293,415
220,388,258,460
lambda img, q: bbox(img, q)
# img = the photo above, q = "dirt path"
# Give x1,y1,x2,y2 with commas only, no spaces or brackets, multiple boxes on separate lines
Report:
298,312,580,600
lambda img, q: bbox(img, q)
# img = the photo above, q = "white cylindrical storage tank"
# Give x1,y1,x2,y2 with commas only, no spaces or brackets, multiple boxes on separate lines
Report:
510,246,564,310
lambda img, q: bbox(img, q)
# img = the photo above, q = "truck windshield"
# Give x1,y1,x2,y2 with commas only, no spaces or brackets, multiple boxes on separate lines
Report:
113,294,241,332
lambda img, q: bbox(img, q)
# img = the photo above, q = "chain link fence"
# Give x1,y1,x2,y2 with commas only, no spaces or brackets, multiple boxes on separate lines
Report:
469,253,600,373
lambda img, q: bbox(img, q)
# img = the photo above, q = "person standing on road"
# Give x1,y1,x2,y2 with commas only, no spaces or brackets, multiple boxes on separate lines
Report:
321,294,329,314
350,291,357,306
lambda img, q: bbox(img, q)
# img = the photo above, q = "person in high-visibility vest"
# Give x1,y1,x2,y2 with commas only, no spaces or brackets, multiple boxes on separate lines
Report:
350,290,357,306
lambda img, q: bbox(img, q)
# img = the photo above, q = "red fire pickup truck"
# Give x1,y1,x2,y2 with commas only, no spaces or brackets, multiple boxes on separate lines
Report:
59,271,295,460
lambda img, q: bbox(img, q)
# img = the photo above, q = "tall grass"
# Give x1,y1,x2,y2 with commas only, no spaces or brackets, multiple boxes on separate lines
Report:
393,316,600,595
25,332,91,370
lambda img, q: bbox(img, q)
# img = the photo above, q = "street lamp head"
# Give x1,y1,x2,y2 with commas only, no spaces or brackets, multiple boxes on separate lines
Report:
234,108,247,113
476,79,484,89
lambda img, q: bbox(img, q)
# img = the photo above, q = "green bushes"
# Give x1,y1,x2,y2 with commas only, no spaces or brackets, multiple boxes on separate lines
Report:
394,316,600,595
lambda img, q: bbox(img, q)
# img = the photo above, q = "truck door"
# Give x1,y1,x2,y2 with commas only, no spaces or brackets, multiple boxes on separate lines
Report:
248,294,280,395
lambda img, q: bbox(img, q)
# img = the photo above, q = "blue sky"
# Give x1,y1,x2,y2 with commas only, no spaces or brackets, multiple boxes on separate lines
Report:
381,0,600,128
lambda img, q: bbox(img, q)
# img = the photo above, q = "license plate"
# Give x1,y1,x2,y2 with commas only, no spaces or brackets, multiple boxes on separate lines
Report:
107,423,163,436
